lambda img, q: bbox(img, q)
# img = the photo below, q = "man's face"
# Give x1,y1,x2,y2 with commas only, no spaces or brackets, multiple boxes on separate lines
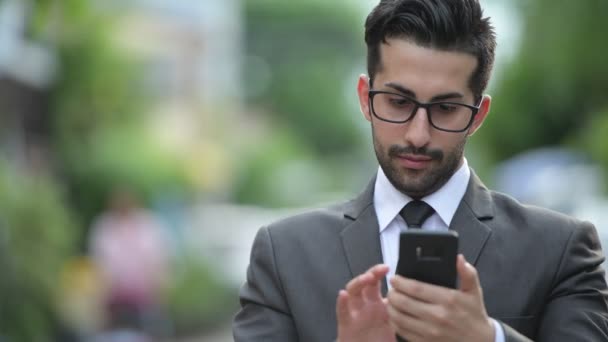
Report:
357,39,491,198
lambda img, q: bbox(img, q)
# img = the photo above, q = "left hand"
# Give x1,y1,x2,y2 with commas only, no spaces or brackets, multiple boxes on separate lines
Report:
387,254,495,342
336,264,395,342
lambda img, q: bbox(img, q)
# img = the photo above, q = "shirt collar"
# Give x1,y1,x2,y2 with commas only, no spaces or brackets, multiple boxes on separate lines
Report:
374,158,470,233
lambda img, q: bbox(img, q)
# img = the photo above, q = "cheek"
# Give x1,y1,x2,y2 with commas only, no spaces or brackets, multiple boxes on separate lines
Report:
372,122,466,151
372,121,404,142
439,133,468,153
416,130,467,156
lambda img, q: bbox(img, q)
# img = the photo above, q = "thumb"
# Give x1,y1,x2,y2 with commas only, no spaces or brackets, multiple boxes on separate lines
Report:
457,254,480,293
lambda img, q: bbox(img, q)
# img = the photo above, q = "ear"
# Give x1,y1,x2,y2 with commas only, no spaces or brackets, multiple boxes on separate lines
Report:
357,74,372,122
467,95,491,136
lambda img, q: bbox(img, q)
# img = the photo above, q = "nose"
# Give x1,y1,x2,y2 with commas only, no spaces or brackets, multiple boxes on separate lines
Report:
403,106,432,148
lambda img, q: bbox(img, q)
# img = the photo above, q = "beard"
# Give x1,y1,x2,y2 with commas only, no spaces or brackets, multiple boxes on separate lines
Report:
373,130,466,199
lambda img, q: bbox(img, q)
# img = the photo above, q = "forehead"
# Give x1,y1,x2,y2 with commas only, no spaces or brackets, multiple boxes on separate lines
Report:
375,38,478,100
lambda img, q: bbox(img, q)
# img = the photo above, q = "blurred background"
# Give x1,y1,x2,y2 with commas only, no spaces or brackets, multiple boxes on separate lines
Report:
0,0,607,340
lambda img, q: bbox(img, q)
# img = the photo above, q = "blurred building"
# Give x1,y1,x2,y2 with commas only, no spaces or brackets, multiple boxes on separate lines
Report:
97,0,242,136
96,0,244,193
0,0,57,171
109,1,241,102
0,0,243,179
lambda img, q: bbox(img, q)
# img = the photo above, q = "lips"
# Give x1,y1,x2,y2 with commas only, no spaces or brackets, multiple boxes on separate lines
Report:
396,154,433,170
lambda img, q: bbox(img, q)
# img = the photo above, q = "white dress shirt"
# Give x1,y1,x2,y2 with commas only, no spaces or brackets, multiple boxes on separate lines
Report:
373,158,505,342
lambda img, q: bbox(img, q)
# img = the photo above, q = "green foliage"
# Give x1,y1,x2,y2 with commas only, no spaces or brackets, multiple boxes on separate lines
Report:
28,1,191,232
244,0,364,157
45,2,145,160
51,24,144,151
165,255,237,335
478,0,608,166
576,107,608,187
235,0,368,206
233,130,313,207
62,126,191,232
0,163,76,341
270,60,363,156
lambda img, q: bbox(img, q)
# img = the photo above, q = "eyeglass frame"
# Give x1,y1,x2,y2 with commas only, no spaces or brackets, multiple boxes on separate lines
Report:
367,90,481,133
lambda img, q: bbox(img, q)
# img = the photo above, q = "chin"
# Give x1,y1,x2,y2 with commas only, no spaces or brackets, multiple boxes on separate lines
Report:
391,167,446,197
387,172,430,197
397,183,434,199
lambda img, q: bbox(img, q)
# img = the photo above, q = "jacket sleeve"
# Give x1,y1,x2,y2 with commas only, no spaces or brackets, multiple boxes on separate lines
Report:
503,222,608,342
233,226,298,341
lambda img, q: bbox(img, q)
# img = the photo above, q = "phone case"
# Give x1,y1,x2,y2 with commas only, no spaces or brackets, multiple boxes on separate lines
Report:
396,230,459,288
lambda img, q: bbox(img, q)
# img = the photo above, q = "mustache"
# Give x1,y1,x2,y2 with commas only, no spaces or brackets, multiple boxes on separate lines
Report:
388,145,443,160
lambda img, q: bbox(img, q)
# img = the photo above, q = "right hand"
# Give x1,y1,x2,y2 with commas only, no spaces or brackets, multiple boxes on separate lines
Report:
336,264,396,342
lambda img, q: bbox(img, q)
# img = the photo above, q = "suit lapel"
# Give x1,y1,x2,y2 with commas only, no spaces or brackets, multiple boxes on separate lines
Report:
339,169,495,293
340,178,388,294
450,170,495,266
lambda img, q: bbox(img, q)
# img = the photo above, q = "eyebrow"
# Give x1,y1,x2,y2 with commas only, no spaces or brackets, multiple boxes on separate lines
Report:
384,82,465,102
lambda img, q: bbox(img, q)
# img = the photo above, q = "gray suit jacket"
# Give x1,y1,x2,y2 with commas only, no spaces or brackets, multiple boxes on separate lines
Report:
233,171,608,341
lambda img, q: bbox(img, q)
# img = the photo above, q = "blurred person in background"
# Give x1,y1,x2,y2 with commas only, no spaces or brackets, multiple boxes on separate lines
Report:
233,0,608,341
89,186,172,340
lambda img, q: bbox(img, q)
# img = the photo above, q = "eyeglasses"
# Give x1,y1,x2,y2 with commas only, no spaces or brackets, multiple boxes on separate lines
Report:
368,90,480,132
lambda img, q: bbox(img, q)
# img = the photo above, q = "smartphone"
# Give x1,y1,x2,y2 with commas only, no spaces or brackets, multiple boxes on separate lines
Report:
396,230,459,288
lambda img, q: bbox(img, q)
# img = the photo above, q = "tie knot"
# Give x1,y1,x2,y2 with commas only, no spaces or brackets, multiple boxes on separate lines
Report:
399,200,435,228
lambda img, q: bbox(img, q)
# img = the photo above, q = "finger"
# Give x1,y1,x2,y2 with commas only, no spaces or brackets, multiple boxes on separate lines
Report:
336,290,351,324
346,264,388,295
346,272,373,295
388,305,427,342
346,273,373,310
387,288,423,318
457,254,480,293
368,265,389,300
369,264,390,281
346,265,388,309
390,275,454,304
362,277,382,302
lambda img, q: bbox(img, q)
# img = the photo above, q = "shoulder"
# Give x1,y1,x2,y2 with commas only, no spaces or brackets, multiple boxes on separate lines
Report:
248,201,356,270
482,191,604,293
491,190,583,224
263,200,352,239
488,190,596,244
247,199,367,260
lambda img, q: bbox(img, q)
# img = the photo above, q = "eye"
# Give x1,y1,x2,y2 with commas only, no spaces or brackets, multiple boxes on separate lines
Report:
435,103,459,113
439,104,457,111
388,97,414,108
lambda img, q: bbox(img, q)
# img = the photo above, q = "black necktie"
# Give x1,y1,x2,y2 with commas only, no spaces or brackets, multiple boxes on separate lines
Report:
396,200,434,342
399,200,435,228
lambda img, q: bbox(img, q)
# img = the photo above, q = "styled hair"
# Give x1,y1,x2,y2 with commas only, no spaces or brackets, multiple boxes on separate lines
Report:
365,0,496,101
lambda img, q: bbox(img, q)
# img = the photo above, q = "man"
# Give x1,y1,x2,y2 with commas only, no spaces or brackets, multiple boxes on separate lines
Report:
233,0,608,341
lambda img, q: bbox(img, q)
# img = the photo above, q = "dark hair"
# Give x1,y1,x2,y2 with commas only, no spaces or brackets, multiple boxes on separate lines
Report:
365,0,496,101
